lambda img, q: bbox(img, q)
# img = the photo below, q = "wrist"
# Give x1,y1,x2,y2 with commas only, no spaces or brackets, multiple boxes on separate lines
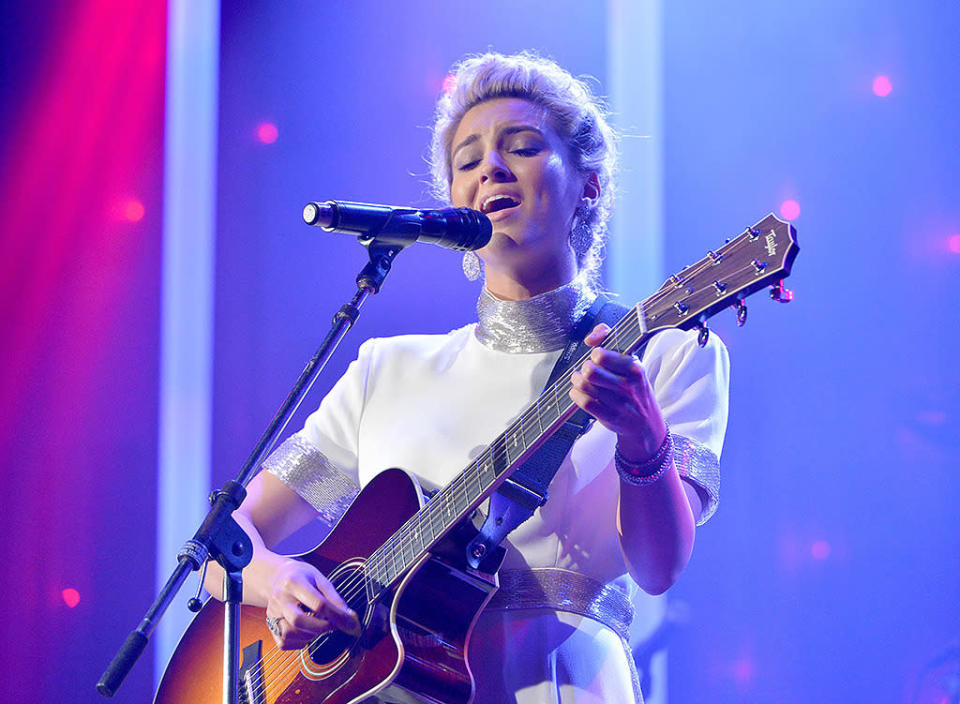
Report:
615,428,673,486
616,419,668,461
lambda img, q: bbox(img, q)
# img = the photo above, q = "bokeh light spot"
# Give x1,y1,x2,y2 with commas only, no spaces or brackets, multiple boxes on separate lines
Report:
62,588,81,608
442,74,457,95
731,657,755,686
811,540,832,560
872,75,893,97
780,199,801,220
948,234,960,254
256,122,279,144
123,199,145,222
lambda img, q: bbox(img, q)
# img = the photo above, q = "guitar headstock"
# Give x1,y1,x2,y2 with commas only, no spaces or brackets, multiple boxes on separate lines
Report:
641,213,799,337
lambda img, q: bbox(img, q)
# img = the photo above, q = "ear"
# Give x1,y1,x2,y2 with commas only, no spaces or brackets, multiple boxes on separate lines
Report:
580,172,600,207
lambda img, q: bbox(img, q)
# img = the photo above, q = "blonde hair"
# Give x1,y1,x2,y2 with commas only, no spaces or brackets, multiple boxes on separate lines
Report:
429,51,617,285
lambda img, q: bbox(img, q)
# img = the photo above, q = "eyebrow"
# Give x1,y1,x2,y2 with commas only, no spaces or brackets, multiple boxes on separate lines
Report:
451,125,545,160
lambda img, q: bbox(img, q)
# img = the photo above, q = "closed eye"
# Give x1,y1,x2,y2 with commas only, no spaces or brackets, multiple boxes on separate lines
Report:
512,148,541,157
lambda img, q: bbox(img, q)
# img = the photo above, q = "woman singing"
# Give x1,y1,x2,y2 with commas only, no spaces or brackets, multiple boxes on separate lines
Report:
205,51,728,703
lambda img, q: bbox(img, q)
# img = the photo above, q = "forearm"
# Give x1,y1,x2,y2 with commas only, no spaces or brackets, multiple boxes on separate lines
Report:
616,460,696,595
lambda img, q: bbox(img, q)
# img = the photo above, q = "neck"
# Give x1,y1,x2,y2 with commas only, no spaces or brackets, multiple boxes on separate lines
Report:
481,248,578,301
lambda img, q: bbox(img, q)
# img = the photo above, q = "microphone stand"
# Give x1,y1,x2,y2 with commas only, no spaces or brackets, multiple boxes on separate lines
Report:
97,236,408,702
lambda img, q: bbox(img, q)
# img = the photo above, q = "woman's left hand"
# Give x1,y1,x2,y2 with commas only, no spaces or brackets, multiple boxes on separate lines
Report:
569,323,668,462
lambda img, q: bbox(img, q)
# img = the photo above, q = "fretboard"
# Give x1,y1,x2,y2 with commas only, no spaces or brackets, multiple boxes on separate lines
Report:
357,213,800,601
360,302,649,601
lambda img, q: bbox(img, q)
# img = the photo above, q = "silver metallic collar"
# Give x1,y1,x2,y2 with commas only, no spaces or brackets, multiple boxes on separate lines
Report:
475,277,596,353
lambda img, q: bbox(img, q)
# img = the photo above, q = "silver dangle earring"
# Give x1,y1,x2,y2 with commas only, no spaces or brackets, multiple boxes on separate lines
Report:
570,207,592,257
462,250,482,281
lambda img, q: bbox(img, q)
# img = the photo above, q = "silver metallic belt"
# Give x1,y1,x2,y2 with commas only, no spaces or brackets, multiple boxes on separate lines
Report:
485,567,635,641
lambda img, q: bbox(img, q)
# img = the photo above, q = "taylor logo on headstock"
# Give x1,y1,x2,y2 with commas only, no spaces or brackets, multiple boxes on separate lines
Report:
765,231,778,256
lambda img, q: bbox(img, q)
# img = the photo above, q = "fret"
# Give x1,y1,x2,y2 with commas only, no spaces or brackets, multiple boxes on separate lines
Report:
545,384,564,425
365,555,384,600
503,433,519,465
400,532,413,566
452,485,470,515
519,411,540,447
388,534,401,581
512,416,526,456
533,398,546,435
467,460,485,495
477,454,496,488
425,496,445,538
490,435,509,476
408,516,422,555
442,494,457,522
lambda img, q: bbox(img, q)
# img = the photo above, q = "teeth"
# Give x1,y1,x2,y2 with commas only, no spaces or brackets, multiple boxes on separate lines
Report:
482,194,519,213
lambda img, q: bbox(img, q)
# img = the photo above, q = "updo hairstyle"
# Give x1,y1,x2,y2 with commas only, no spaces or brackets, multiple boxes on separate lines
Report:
429,51,618,285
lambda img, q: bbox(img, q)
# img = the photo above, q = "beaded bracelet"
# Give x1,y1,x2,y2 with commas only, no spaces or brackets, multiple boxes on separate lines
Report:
614,431,673,486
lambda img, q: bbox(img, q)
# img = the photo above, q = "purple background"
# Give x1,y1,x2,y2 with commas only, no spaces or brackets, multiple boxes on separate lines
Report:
1,1,957,702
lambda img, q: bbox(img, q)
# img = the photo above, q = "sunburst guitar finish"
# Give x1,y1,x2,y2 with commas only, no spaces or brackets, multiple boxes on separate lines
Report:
155,468,502,704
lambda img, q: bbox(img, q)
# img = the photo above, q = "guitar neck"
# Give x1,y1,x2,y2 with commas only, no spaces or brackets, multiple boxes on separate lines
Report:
361,213,798,600
361,305,650,599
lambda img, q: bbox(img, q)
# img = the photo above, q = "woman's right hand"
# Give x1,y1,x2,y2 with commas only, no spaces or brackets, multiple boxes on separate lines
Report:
264,559,360,650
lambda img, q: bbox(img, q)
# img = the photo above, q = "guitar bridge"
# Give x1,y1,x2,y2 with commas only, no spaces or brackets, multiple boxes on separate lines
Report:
239,640,263,704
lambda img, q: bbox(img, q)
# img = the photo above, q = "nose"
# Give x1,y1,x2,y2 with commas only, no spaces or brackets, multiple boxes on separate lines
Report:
479,150,514,183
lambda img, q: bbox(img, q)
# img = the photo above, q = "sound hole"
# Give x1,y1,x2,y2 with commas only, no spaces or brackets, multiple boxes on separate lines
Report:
305,561,370,667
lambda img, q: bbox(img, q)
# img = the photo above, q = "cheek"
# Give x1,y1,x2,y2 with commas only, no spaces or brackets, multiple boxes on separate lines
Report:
449,175,472,208
536,159,579,214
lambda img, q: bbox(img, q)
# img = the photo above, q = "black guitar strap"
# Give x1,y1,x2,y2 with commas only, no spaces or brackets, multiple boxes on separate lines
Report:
466,294,633,569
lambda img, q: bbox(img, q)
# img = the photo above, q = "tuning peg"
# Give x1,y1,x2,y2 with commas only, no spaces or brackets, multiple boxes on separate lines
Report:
769,280,794,303
733,298,748,326
696,320,710,348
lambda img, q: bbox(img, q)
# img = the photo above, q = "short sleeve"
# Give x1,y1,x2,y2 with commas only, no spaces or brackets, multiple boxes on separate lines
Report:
640,328,730,524
262,339,377,526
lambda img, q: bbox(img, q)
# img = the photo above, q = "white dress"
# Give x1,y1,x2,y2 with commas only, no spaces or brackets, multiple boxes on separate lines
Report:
265,287,729,704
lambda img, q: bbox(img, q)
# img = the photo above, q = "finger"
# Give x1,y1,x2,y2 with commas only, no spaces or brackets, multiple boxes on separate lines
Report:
317,601,361,633
568,387,620,423
289,576,355,624
312,577,360,632
285,572,358,633
285,576,326,614
278,620,330,650
280,602,329,634
577,361,633,394
589,347,646,378
584,323,611,346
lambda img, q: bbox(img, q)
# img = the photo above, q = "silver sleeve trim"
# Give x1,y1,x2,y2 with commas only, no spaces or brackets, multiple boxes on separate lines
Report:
673,434,720,525
263,434,359,526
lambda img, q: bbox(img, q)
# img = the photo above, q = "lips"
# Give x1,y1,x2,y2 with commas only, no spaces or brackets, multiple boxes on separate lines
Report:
480,193,521,215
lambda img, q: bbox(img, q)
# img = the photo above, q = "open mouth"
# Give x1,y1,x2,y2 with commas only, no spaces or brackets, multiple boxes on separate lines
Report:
480,194,521,214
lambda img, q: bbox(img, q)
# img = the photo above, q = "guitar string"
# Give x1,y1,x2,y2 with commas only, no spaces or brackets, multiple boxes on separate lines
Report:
244,247,775,696
242,242,776,693
244,244,776,695
351,229,776,589
346,226,778,594
243,290,659,696
352,232,776,593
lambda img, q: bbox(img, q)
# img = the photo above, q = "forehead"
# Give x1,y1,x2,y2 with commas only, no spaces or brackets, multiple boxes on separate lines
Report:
451,98,556,147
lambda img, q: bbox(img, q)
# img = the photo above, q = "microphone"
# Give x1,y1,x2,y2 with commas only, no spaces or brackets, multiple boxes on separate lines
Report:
302,200,492,252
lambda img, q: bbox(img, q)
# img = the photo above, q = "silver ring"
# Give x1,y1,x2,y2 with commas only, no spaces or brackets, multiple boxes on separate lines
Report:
265,616,282,637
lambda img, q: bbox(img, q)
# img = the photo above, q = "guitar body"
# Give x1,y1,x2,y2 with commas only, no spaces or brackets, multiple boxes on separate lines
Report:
156,468,502,704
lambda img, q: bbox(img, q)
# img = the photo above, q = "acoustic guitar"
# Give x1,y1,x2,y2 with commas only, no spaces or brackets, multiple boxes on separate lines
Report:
155,214,798,704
